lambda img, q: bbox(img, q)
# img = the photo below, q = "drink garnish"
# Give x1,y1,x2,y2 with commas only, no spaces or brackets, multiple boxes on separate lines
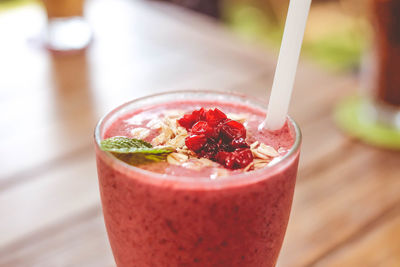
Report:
174,108,283,171
100,137,175,165
102,109,282,173
100,137,174,154
177,108,255,170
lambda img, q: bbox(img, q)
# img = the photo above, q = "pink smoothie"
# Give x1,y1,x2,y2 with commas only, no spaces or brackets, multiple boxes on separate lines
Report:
95,96,300,267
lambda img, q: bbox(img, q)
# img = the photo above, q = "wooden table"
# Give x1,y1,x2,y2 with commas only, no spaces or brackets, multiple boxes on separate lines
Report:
1,0,399,266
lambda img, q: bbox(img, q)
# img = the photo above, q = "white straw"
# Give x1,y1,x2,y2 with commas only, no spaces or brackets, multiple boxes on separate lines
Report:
262,0,312,131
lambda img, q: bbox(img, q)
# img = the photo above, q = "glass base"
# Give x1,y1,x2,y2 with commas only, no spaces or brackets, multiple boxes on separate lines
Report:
363,100,400,130
44,17,92,52
334,95,400,150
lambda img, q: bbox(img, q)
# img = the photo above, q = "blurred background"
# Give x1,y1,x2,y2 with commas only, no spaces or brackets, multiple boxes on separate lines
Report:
0,0,370,72
166,0,369,73
0,0,399,266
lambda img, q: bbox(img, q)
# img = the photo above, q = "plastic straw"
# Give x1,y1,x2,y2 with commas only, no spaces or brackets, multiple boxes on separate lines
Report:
262,0,312,131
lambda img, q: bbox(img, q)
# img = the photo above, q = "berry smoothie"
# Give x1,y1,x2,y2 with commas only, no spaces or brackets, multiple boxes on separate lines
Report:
95,91,301,267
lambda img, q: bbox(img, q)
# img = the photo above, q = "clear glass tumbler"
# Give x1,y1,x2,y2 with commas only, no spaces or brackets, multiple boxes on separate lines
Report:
363,0,400,129
42,0,92,51
94,90,301,267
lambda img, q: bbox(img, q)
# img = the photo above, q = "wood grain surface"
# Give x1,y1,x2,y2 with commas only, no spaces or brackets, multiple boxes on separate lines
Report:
0,0,399,266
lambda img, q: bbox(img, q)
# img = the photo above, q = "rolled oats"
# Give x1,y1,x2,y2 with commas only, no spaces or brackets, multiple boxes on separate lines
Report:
252,149,270,160
227,113,248,124
151,132,167,146
243,162,254,172
250,141,259,149
167,152,189,165
130,127,150,139
258,143,279,157
147,119,163,129
150,111,284,173
253,159,269,169
166,134,186,149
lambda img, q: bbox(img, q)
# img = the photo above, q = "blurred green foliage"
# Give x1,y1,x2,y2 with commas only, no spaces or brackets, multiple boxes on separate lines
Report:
224,2,367,73
0,0,37,12
303,31,364,72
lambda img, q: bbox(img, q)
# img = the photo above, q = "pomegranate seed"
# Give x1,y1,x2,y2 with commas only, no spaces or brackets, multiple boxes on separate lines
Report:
178,107,254,170
197,108,207,121
233,148,253,168
178,108,206,130
185,134,207,152
191,107,206,122
199,141,219,159
205,108,227,126
215,149,253,169
191,121,214,138
215,151,235,169
220,120,246,141
230,137,249,149
178,114,195,130
218,139,234,152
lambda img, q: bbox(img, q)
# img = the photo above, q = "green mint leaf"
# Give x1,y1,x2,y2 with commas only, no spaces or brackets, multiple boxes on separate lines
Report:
100,137,173,154
114,153,169,166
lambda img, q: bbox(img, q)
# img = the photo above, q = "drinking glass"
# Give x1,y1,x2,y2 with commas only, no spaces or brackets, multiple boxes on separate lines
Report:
94,90,301,267
42,0,92,51
363,0,400,129
334,0,400,149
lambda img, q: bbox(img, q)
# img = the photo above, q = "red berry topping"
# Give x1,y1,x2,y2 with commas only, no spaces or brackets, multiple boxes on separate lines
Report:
191,121,214,138
178,114,195,130
199,141,219,159
215,151,235,169
205,108,228,126
185,134,207,152
178,108,253,170
230,137,249,149
215,148,253,169
178,108,206,130
220,120,246,141
233,148,253,168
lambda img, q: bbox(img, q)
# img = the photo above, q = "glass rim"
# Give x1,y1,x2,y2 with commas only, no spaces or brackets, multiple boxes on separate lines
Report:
94,90,302,188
